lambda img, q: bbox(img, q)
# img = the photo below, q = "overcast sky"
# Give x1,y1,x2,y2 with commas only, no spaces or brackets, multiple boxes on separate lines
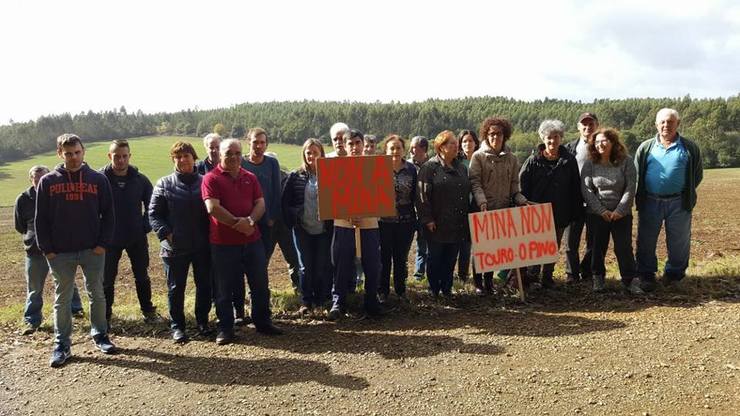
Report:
1,0,738,124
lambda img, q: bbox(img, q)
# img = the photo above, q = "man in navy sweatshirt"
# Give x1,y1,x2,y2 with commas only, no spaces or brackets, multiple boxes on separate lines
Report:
35,134,117,367
100,139,157,325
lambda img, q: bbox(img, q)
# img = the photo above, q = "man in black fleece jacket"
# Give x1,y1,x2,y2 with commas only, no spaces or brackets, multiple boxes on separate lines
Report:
100,140,157,324
35,134,117,367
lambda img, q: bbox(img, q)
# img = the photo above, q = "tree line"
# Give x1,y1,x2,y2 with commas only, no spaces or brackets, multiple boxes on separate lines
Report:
1,95,738,167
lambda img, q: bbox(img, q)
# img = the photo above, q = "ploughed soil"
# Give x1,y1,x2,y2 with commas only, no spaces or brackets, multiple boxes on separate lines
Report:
1,169,739,415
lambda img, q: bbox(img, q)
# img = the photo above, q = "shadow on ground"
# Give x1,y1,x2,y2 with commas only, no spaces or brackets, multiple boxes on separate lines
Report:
74,348,369,390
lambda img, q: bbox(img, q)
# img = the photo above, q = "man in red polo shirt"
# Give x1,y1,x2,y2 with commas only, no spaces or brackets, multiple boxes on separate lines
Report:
202,138,283,345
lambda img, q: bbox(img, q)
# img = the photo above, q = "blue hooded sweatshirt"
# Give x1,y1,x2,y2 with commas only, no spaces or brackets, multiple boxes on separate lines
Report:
35,163,115,254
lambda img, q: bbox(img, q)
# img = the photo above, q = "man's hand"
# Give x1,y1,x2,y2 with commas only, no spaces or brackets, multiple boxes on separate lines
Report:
166,234,173,244
601,210,613,222
426,222,436,232
232,217,256,236
610,211,624,221
479,203,487,212
93,246,106,255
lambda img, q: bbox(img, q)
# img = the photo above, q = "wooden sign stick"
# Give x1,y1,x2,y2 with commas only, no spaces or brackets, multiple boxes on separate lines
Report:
514,268,526,301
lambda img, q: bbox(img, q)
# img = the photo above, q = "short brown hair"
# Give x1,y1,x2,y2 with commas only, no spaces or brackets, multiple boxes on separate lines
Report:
248,127,267,141
382,134,406,152
433,130,456,154
109,139,130,152
587,128,627,164
170,141,199,160
56,133,83,151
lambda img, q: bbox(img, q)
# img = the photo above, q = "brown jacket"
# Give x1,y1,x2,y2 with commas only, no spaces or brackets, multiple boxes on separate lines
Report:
469,143,527,210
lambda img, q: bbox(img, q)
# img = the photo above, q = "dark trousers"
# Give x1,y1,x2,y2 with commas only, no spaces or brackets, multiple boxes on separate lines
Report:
294,226,331,307
212,242,272,332
331,227,380,312
457,240,472,281
231,223,276,316
162,250,212,330
104,234,154,321
587,214,637,283
527,226,566,280
379,221,415,296
563,215,593,278
274,219,302,289
427,240,460,296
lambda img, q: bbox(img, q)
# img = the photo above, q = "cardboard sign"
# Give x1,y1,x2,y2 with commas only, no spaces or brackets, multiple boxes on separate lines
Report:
317,155,396,220
469,203,559,273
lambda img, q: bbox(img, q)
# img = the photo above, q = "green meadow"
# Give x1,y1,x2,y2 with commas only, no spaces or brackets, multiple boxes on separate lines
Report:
0,136,304,206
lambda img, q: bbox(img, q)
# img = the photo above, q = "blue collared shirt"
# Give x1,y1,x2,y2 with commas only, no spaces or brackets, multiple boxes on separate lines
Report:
644,135,689,195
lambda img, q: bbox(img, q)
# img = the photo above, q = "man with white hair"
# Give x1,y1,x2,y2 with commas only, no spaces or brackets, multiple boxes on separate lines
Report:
326,122,349,157
202,138,282,345
196,133,222,174
634,108,703,291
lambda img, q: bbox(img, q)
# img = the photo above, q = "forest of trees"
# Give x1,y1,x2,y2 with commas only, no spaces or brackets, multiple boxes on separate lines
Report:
1,95,738,167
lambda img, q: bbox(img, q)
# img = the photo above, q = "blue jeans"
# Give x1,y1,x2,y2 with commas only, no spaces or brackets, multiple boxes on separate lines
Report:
24,253,83,327
162,250,212,330
413,224,428,277
211,242,272,332
331,227,380,313
379,221,415,296
47,249,108,348
636,195,692,281
294,226,331,307
426,240,460,296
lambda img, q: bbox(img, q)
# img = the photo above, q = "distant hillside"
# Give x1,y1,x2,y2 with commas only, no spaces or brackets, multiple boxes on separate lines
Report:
1,95,738,167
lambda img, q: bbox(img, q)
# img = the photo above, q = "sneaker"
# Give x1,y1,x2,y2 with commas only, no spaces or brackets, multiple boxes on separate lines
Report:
327,306,342,321
662,274,683,288
197,323,213,337
216,331,234,345
256,324,284,336
626,278,645,295
143,308,162,324
592,275,606,293
234,314,252,326
640,276,657,292
298,305,311,317
474,287,486,296
565,274,578,285
377,293,388,304
93,334,117,354
414,272,424,282
49,345,71,368
22,323,39,335
72,309,85,318
172,328,188,344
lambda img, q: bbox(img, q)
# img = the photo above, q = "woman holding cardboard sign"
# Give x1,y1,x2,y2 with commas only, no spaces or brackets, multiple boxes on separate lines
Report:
580,128,643,294
519,120,583,288
469,117,530,295
416,130,472,299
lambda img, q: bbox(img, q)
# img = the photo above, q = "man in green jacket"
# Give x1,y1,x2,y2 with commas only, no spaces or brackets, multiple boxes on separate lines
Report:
634,108,703,291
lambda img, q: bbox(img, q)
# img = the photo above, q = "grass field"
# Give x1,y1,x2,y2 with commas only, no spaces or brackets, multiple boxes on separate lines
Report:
0,136,305,207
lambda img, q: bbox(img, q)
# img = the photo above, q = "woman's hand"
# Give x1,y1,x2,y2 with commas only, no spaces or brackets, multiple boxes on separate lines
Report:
601,210,613,222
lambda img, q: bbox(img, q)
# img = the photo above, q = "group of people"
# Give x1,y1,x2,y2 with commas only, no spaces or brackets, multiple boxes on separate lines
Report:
14,107,702,368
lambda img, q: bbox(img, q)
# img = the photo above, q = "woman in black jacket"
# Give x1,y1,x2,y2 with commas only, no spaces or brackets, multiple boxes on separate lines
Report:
149,141,212,343
519,120,583,288
416,130,472,298
282,138,332,315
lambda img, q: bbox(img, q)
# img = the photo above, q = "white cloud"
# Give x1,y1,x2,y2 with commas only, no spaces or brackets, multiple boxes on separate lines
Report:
0,0,737,124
